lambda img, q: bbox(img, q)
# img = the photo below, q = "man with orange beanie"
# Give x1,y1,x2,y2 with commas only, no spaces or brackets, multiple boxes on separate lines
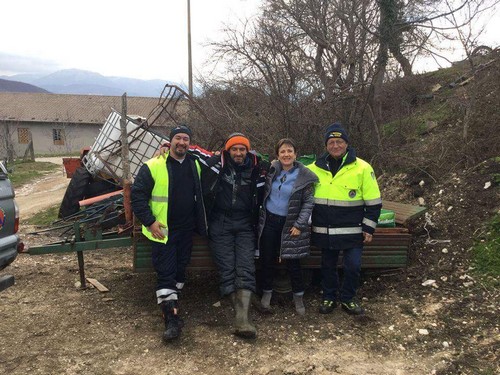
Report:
200,132,268,339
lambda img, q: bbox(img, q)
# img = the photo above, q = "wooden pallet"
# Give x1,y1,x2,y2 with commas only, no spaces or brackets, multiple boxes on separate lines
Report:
382,200,427,225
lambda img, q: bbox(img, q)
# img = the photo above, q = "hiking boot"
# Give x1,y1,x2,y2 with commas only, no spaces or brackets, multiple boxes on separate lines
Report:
318,300,337,314
341,300,364,316
163,317,183,341
161,301,183,342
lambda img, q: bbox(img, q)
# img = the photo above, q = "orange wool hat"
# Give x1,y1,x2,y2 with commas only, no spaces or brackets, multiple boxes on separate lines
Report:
225,132,251,151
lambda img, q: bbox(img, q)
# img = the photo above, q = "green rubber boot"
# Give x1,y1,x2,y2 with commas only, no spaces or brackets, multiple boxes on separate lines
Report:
233,289,256,339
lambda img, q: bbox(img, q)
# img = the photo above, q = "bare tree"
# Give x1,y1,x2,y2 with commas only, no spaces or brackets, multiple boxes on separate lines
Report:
440,0,498,69
207,0,381,151
203,0,497,156
1,122,16,162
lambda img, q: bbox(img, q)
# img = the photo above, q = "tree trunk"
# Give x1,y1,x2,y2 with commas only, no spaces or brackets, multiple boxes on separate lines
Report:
3,122,15,162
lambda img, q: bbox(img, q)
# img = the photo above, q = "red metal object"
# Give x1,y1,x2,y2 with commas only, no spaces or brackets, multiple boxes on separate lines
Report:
62,157,82,178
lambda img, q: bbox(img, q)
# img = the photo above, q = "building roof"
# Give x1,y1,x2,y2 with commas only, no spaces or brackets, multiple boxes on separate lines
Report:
0,92,160,124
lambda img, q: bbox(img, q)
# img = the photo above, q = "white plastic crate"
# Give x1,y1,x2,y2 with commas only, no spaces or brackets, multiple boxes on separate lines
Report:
83,109,167,179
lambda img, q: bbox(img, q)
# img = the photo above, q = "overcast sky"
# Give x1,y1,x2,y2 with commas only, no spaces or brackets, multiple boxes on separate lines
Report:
0,0,261,84
1,0,498,84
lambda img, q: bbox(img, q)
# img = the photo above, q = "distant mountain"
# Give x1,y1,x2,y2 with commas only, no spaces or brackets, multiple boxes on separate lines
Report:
0,78,50,93
42,83,128,96
1,73,45,84
0,69,182,97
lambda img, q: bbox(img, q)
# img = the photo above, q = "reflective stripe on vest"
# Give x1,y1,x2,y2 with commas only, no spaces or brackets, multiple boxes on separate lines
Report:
312,226,363,235
151,196,169,202
365,197,382,206
308,157,381,203
362,217,377,229
314,198,364,207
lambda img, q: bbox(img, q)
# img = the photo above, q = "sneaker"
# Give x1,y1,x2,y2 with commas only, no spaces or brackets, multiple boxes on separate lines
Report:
319,300,337,314
341,300,364,315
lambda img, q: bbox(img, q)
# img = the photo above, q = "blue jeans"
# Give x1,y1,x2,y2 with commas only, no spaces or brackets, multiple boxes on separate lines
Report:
321,247,362,302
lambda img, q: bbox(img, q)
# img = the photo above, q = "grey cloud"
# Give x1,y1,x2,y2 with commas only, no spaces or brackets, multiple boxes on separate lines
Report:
0,52,62,76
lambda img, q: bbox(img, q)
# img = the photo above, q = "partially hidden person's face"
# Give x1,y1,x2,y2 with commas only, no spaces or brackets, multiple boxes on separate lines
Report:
229,144,248,165
170,133,190,158
326,137,348,159
278,144,297,169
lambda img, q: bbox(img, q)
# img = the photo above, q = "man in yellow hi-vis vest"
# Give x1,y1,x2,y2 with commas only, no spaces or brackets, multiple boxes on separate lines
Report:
131,125,207,342
308,123,382,316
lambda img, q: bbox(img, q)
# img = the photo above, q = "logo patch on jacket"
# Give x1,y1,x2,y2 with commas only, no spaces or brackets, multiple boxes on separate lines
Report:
349,190,356,198
371,171,375,180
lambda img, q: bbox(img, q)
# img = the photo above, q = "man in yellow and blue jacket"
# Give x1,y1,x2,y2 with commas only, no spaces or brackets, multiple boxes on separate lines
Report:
131,125,207,342
308,123,382,315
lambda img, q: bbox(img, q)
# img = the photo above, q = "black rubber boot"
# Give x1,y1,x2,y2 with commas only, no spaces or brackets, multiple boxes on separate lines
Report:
161,300,183,342
233,289,256,339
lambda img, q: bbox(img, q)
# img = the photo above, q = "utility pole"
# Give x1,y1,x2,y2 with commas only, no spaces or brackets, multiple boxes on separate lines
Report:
187,0,193,97
119,93,133,224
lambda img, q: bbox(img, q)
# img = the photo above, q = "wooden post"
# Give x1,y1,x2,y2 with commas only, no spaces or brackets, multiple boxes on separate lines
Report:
119,93,133,224
23,139,35,161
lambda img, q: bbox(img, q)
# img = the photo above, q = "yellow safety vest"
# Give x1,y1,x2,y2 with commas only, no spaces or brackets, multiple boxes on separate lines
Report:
141,154,201,244
307,155,382,236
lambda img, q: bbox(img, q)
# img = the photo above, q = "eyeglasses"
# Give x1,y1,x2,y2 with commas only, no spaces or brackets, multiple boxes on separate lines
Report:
278,174,287,190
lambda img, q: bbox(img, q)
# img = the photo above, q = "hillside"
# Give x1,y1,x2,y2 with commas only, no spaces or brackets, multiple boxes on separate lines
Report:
0,78,49,93
373,53,500,373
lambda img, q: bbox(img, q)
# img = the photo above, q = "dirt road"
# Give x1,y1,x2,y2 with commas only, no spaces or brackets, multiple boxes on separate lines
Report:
14,157,69,219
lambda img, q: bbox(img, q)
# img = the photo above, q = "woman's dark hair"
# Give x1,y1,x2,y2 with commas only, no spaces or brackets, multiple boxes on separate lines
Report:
275,138,297,156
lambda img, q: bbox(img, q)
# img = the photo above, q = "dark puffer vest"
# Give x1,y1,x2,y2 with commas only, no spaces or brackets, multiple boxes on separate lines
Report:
257,160,318,259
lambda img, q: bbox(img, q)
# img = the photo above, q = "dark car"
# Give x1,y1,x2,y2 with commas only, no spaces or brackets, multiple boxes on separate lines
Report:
0,161,20,291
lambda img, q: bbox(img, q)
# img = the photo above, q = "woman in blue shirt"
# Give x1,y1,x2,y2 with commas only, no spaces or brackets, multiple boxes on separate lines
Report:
257,138,318,315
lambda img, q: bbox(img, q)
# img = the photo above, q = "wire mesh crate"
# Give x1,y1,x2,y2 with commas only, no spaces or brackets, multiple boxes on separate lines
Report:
82,109,167,180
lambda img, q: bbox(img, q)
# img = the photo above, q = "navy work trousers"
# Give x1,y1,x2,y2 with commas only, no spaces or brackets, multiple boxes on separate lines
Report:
151,229,193,303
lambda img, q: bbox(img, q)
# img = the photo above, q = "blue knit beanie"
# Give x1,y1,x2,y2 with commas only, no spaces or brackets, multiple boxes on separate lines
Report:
324,123,349,145
169,124,192,140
